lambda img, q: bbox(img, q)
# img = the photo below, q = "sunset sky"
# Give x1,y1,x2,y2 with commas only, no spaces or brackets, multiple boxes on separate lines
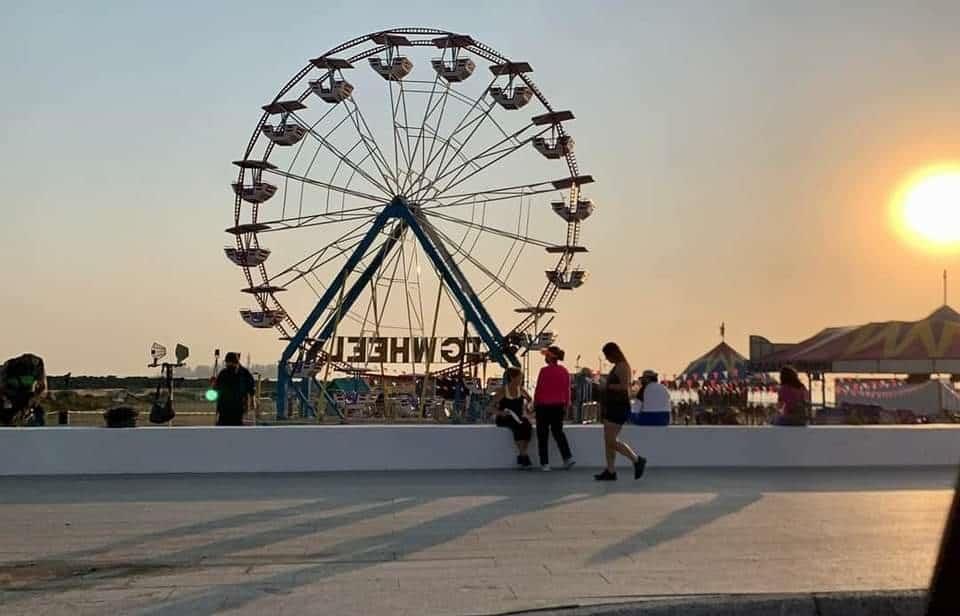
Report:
2,0,960,377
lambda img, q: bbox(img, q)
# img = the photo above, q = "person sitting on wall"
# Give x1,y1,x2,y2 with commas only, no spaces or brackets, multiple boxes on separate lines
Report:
214,352,256,426
0,353,48,426
631,370,671,426
489,367,534,469
774,366,809,426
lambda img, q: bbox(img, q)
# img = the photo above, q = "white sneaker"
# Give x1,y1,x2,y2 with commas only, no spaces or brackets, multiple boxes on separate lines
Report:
562,458,576,471
541,465,551,472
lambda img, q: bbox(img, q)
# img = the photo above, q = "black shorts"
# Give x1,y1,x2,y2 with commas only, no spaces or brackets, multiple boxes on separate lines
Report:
605,404,630,426
496,414,533,442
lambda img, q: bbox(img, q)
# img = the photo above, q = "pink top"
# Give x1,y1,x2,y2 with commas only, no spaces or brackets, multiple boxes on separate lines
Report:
778,385,809,415
534,363,571,406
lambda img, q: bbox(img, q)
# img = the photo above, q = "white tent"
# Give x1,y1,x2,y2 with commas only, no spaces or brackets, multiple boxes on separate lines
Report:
836,380,960,414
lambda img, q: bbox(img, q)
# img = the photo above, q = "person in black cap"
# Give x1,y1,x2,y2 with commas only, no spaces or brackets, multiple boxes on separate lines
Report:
214,352,256,426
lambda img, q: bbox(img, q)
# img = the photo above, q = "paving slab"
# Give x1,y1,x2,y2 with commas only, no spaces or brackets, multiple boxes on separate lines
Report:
0,468,952,615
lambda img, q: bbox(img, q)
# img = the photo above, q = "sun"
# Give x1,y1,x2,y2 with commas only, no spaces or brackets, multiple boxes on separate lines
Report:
893,165,960,249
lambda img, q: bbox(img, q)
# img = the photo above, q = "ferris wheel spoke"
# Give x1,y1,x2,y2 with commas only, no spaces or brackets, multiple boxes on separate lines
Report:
426,210,554,248
404,71,444,183
411,243,427,336
429,224,531,306
398,240,418,372
438,199,516,295
324,141,377,215
276,237,378,294
423,124,548,199
286,110,394,198
297,119,372,219
319,222,407,344
357,233,406,338
400,237,425,333
255,201,381,232
407,125,485,202
411,76,498,197
270,217,374,281
430,183,486,266
422,181,557,210
429,121,537,186
395,81,418,194
408,83,495,201
428,100,504,191
277,238,366,290
303,273,369,327
402,235,426,334
411,82,456,198
421,104,493,192
263,167,389,203
479,202,533,302
343,97,400,193
277,104,347,219
257,213,378,235
386,82,403,186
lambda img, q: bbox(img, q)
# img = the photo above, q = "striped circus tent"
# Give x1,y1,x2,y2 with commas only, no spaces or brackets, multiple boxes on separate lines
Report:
752,305,960,374
682,341,750,379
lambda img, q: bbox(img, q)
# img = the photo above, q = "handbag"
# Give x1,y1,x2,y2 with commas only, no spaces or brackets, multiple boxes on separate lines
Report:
149,399,175,424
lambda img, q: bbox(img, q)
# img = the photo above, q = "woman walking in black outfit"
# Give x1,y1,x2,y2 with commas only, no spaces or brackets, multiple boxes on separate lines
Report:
490,367,534,469
595,342,646,481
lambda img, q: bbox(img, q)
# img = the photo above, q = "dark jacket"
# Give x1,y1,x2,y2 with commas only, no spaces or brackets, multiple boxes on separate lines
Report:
215,366,255,424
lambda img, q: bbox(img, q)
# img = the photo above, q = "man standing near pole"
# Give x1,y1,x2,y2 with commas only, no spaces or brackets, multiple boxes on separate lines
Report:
214,352,256,426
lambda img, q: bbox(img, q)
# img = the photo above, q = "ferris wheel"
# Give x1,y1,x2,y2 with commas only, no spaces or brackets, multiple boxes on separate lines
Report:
227,28,596,416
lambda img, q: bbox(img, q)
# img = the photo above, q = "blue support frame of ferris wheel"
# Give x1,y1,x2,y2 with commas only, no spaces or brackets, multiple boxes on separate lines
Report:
275,197,519,418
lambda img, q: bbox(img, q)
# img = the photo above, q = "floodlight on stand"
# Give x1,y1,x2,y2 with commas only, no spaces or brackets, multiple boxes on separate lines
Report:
175,344,190,365
150,342,167,365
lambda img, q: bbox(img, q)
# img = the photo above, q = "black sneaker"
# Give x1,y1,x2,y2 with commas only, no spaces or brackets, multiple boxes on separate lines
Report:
634,456,647,480
519,455,533,469
594,470,617,481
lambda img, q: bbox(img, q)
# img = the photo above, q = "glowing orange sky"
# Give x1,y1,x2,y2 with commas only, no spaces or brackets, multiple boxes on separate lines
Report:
2,2,960,376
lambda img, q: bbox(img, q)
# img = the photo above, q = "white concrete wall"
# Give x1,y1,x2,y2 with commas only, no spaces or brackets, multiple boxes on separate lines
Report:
2,425,959,476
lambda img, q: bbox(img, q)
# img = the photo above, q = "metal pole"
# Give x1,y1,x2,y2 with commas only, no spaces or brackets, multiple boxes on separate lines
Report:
418,279,444,420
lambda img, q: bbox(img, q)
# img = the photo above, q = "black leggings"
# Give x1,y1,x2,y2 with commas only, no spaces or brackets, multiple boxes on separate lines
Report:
496,415,533,442
535,404,572,465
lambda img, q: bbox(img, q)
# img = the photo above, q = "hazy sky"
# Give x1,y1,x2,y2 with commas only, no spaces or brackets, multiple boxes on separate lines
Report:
3,0,960,377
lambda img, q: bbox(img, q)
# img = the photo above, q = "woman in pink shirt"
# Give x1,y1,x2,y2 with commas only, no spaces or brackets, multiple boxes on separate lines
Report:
775,366,809,426
533,346,575,471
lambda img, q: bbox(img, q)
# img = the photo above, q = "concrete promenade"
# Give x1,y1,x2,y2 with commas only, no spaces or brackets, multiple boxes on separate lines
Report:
0,467,953,615
4,425,960,475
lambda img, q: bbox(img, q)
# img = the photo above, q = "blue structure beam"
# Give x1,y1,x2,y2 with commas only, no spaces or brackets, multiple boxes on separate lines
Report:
276,203,397,418
416,215,518,367
399,206,512,368
276,197,515,418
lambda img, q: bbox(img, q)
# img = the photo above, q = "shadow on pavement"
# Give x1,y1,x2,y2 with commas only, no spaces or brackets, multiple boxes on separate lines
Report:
0,467,952,613
587,492,763,565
